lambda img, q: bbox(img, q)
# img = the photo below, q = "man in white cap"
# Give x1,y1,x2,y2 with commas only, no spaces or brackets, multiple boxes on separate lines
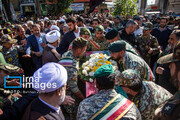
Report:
50,25,60,31
22,63,68,120
42,30,61,65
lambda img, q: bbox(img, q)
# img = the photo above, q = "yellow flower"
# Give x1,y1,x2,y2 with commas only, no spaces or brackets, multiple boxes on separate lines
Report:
105,61,111,64
98,60,104,63
99,53,104,59
98,64,103,67
93,66,98,72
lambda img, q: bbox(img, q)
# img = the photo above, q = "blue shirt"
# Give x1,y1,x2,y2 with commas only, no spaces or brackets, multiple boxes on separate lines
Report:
35,35,43,52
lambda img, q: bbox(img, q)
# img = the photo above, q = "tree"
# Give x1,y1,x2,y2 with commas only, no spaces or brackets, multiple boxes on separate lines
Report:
46,0,73,16
113,0,137,18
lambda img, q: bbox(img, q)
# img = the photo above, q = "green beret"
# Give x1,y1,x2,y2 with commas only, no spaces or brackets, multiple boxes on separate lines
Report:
72,37,88,48
108,41,126,52
95,25,105,32
93,64,114,78
119,69,141,87
80,27,91,36
116,16,121,20
105,29,118,40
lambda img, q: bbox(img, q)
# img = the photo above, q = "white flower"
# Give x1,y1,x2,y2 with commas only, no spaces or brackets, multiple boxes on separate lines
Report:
89,71,94,77
82,70,88,76
89,78,94,82
84,67,89,71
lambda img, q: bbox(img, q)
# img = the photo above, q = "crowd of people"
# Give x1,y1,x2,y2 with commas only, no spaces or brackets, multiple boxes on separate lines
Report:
0,13,180,120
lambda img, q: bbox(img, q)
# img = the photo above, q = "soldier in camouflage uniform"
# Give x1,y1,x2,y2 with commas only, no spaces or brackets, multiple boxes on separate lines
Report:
0,52,21,111
87,25,109,51
112,16,124,31
0,34,22,67
105,29,140,56
155,41,180,120
59,37,87,120
109,41,155,82
119,69,172,120
77,65,141,120
136,22,160,67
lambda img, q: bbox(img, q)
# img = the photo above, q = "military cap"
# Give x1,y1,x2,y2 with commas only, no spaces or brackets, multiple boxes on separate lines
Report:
133,15,140,21
80,27,91,36
1,34,17,44
105,29,118,40
119,69,141,87
108,41,126,52
72,37,88,48
143,22,153,30
95,25,105,32
0,52,20,72
93,64,114,78
157,41,180,64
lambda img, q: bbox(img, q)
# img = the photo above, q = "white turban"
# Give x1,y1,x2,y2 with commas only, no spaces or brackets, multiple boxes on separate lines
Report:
32,63,67,93
50,25,60,31
44,17,49,21
46,30,61,43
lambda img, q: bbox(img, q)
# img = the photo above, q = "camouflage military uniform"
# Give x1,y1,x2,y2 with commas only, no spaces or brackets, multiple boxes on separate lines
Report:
0,88,15,110
131,81,172,120
136,34,160,65
0,46,21,67
77,89,141,120
121,40,139,56
59,50,84,120
118,51,155,82
112,23,123,31
155,91,180,120
87,36,109,51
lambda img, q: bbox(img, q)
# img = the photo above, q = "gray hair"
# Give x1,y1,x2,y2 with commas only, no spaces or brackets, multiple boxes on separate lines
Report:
125,20,137,28
172,30,180,40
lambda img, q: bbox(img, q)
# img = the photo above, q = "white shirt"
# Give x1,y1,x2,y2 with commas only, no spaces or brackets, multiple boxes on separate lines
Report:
47,44,56,49
38,96,60,114
73,28,80,38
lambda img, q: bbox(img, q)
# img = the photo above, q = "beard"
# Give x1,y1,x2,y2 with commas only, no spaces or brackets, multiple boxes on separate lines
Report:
59,89,65,105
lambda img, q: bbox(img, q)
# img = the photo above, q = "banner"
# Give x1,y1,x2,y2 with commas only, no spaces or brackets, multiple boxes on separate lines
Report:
87,0,105,14
70,3,84,11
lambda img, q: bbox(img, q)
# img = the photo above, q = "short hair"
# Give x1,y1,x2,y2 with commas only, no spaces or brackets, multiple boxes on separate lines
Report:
66,17,76,24
77,17,84,23
125,20,137,28
95,73,116,90
27,20,33,25
172,30,180,40
160,17,168,22
93,18,100,24
32,24,40,28
63,24,69,29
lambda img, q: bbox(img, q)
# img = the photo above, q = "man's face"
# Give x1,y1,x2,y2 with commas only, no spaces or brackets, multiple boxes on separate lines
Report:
168,33,178,48
160,19,167,28
63,27,69,34
114,18,120,23
95,31,103,39
143,29,151,36
169,62,179,89
77,21,83,27
121,87,138,99
110,52,122,60
93,21,98,29
33,26,40,37
67,22,75,31
81,34,90,41
103,21,108,28
129,25,137,34
19,27,25,38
